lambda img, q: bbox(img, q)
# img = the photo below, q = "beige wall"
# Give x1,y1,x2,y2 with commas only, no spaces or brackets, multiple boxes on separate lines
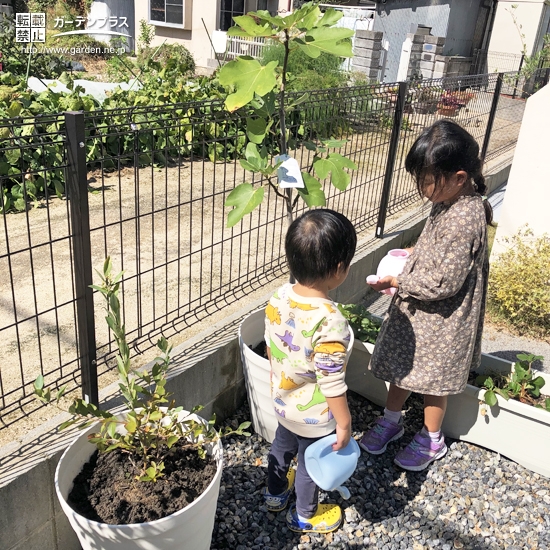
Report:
488,0,546,57
490,82,550,260
135,0,289,69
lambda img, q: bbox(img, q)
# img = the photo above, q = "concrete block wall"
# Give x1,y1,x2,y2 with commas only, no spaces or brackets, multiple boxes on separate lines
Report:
445,56,473,78
406,32,446,80
405,32,473,81
353,30,384,81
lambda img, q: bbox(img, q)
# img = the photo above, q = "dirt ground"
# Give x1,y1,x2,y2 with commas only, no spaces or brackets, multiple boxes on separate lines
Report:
0,98,523,448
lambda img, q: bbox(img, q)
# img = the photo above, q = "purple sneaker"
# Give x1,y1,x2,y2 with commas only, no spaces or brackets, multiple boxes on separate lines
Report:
394,431,448,471
359,417,405,455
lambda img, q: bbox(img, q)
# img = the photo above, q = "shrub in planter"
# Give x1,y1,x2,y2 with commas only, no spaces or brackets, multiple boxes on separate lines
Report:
34,258,249,548
337,303,380,345
475,353,550,411
488,226,550,337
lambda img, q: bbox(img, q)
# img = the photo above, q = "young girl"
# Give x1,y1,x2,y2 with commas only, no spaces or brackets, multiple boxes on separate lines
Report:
262,209,357,533
360,119,492,471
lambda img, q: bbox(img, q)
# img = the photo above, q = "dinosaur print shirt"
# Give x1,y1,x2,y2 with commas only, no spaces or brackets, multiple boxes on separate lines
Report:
264,283,352,438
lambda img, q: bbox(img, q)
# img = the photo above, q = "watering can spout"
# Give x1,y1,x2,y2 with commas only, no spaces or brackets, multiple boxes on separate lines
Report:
335,485,351,500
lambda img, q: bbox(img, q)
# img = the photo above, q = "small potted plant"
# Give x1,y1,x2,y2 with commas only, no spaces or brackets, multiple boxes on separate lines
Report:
34,258,249,550
437,91,461,116
457,90,475,105
413,86,442,114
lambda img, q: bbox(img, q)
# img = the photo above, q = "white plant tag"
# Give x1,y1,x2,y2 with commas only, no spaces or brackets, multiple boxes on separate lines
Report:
276,155,304,188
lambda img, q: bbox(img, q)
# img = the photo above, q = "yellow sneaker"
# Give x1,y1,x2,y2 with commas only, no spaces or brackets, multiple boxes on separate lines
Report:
261,468,296,512
286,503,342,533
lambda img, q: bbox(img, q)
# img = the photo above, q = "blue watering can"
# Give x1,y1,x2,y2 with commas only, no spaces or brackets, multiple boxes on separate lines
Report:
304,435,361,500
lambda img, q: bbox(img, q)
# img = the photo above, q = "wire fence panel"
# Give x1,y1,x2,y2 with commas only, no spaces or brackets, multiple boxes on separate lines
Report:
0,70,537,429
384,73,502,216
0,114,82,426
471,50,524,75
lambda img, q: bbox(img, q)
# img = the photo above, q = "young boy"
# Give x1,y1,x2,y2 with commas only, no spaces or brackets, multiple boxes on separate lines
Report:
262,209,357,534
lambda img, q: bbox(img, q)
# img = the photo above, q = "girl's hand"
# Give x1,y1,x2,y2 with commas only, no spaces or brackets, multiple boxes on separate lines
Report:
333,423,351,451
367,275,398,292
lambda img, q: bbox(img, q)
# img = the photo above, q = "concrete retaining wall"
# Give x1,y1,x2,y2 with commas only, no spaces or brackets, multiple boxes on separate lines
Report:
0,162,510,550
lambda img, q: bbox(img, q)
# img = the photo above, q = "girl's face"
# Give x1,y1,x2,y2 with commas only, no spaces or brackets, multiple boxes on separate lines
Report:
421,170,469,203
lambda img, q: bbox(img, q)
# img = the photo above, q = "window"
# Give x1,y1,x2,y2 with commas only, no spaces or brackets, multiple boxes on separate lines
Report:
219,0,270,32
151,0,183,26
220,0,244,32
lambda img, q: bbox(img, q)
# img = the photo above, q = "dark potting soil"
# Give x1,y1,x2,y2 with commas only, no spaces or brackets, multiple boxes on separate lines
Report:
251,340,268,359
68,441,217,525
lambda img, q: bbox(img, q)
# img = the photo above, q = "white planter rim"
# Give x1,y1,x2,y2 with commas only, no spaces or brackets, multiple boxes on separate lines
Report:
464,370,550,424
55,411,223,530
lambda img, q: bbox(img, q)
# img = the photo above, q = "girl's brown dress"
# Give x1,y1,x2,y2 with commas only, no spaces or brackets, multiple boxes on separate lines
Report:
369,195,489,396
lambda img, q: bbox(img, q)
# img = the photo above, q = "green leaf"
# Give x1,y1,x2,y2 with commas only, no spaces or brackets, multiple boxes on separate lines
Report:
322,139,348,148
313,153,357,190
476,375,493,389
219,58,278,112
125,417,137,433
7,100,23,118
532,376,546,390
167,435,179,448
297,27,354,59
246,117,269,144
318,8,343,27
5,148,21,164
225,183,265,228
296,4,322,30
229,15,276,37
297,172,326,207
107,421,117,439
484,390,498,407
149,410,163,421
495,388,510,400
34,375,44,391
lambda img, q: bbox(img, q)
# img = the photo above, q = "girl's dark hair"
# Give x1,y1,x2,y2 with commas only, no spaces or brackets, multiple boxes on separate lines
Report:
285,209,357,286
405,119,493,224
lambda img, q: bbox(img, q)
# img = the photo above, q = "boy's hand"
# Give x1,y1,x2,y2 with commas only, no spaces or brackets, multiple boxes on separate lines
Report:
332,423,351,451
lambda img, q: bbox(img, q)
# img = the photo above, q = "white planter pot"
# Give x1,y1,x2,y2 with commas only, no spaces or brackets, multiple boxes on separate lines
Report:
239,308,279,443
55,412,223,550
443,354,550,479
346,341,550,478
239,308,355,443
346,339,388,406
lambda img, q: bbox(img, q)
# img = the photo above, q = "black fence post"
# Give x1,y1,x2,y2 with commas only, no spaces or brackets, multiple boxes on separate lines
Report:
544,67,550,88
375,80,408,238
65,111,98,406
512,55,524,99
480,73,503,164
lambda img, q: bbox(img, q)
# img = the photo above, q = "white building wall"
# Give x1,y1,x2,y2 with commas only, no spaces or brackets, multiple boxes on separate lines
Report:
490,82,550,260
135,0,289,69
488,0,546,57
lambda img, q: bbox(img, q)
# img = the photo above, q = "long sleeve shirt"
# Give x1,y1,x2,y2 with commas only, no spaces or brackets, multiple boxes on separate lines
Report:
264,283,352,437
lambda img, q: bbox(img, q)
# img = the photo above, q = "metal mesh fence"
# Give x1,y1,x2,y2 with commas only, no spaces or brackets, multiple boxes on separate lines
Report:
0,71,538,428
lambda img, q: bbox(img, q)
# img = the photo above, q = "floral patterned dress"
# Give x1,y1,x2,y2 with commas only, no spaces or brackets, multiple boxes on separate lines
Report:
369,194,489,396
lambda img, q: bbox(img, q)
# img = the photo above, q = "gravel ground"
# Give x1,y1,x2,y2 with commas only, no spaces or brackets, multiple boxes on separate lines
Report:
212,393,550,550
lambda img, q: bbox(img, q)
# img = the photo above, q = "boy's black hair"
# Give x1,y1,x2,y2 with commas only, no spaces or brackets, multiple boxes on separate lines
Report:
285,209,357,286
405,119,493,224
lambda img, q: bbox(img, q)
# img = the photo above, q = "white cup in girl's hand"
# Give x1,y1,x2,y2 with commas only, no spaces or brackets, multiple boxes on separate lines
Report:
366,249,410,296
